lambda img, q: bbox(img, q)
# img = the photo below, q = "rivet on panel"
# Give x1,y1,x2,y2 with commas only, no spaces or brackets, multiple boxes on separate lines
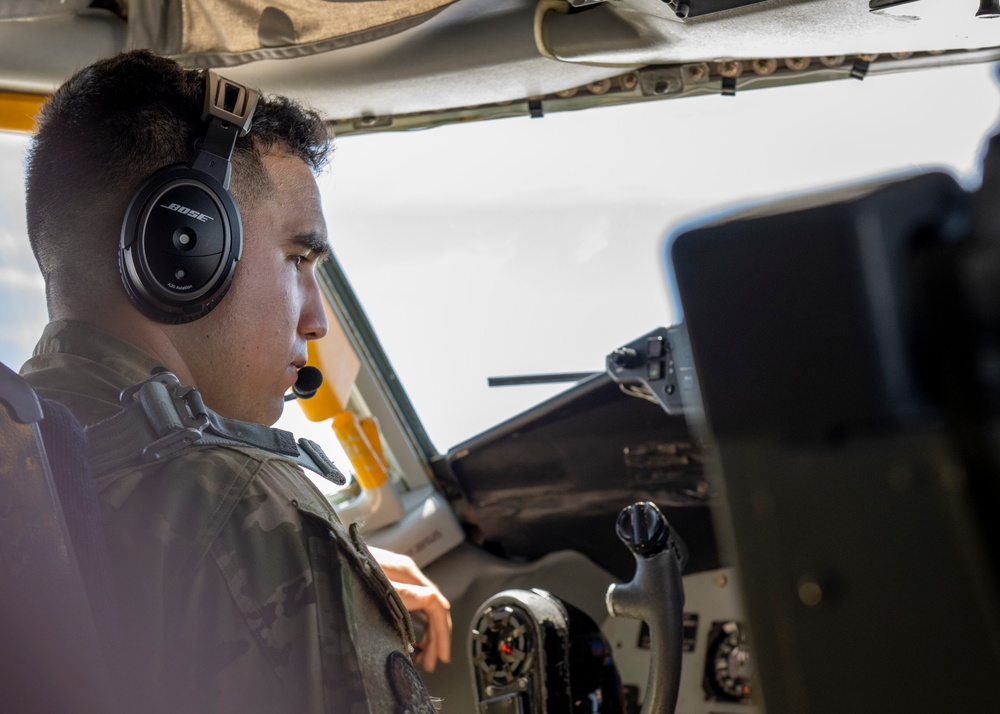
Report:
587,79,612,95
751,58,778,76
684,63,710,82
716,60,744,78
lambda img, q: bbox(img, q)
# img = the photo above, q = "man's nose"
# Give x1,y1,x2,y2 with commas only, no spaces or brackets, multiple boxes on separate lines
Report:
301,277,329,341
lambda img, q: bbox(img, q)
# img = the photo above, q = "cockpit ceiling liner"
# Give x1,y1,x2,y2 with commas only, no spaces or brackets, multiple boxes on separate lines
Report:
539,0,1000,64
126,0,459,68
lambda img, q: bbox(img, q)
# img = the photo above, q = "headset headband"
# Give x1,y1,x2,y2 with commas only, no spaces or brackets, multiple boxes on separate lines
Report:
194,70,259,188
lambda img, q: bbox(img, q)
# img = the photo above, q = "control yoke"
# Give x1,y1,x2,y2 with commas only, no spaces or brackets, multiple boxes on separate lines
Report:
469,501,686,713
607,501,688,714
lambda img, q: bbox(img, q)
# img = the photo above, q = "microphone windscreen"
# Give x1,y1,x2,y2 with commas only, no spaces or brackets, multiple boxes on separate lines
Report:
292,365,324,400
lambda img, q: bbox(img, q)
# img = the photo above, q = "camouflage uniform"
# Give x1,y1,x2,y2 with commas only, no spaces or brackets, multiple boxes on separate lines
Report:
21,320,436,714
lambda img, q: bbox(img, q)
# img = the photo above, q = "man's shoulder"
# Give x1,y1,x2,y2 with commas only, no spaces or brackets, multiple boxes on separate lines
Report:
173,443,338,524
98,441,305,509
21,354,126,425
20,320,165,427
165,441,285,469
137,441,306,492
99,441,326,554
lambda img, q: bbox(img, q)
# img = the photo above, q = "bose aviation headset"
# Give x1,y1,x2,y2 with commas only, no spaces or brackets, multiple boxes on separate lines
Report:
119,70,260,324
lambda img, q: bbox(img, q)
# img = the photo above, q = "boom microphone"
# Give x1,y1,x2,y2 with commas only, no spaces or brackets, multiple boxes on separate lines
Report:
285,365,323,401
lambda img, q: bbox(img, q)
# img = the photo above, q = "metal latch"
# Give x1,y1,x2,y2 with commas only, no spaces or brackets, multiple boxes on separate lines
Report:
203,69,258,136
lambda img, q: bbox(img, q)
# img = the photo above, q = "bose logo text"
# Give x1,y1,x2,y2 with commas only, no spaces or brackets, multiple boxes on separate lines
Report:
160,203,214,222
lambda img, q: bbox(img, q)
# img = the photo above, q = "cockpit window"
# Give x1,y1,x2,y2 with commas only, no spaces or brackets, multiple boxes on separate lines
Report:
0,133,45,369
317,63,1000,451
2,64,998,453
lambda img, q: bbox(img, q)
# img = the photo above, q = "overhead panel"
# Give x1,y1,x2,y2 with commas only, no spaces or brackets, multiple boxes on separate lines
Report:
537,0,1000,66
127,0,460,67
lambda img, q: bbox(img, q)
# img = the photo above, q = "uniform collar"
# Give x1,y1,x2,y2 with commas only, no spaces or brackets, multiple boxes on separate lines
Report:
21,320,165,425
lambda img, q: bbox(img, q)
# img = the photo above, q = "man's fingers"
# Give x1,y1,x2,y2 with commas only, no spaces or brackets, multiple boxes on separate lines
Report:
421,588,451,671
430,604,452,665
393,582,452,671
418,631,438,673
368,547,453,669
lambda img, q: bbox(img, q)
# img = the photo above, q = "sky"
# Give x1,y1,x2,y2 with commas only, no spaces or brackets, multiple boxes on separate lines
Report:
318,62,1000,449
0,134,46,370
2,61,999,454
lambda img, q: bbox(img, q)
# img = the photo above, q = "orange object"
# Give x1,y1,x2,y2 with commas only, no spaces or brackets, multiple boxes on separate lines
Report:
298,297,361,422
332,411,388,489
359,416,386,469
0,92,46,134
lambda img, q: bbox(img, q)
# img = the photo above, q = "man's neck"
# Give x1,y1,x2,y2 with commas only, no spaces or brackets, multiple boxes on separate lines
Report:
52,301,198,389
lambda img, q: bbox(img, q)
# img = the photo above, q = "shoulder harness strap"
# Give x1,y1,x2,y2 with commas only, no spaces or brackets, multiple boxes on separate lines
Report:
85,371,346,484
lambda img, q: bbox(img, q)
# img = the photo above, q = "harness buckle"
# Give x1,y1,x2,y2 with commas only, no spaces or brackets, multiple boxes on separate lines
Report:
141,426,204,462
121,372,210,462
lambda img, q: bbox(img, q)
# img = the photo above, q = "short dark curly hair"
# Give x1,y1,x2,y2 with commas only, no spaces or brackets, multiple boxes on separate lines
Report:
26,50,332,311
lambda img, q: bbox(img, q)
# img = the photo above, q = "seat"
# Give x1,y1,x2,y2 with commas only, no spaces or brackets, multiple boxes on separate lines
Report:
0,359,121,713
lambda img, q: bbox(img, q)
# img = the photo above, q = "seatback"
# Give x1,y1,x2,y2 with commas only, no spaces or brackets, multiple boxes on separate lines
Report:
0,360,119,713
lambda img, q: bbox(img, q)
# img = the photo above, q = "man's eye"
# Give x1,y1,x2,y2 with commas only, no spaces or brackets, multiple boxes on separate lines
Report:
291,255,306,268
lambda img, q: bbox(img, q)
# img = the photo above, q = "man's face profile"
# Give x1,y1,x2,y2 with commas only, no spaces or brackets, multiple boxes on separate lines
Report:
173,148,330,426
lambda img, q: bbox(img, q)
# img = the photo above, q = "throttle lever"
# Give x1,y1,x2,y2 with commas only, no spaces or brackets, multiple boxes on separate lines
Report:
607,501,687,714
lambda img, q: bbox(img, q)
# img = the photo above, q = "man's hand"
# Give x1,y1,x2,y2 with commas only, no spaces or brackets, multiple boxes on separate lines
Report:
369,546,452,672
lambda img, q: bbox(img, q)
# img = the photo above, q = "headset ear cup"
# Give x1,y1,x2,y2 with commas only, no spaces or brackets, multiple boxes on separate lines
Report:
120,165,242,324
117,248,236,325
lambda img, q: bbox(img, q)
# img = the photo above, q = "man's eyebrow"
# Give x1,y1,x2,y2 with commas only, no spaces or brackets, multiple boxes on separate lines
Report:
291,233,332,261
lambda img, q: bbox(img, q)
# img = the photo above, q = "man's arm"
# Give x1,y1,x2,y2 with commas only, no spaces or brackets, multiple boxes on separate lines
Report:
369,546,452,672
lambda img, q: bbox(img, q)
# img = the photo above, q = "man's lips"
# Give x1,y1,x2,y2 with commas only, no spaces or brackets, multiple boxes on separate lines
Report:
285,362,302,389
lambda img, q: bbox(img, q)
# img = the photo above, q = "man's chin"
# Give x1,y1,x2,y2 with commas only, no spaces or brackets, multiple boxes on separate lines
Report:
230,398,284,427
261,399,284,427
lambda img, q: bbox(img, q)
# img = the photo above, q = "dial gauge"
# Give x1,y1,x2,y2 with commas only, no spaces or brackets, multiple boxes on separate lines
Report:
472,605,536,686
704,620,753,702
